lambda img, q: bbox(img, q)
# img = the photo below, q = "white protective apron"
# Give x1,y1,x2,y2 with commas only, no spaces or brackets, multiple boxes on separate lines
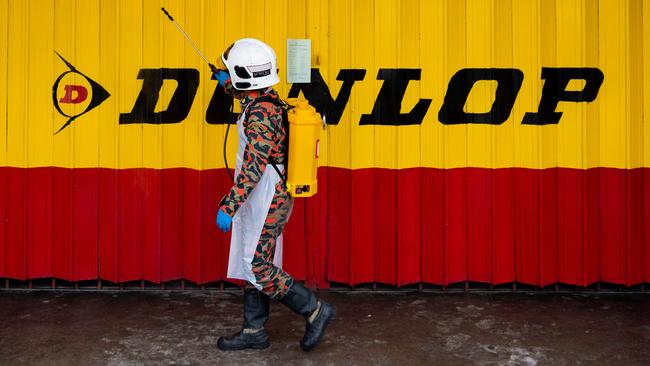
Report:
226,104,284,290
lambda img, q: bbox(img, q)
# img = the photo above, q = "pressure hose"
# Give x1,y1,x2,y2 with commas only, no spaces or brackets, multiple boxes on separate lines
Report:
161,7,234,180
223,100,234,181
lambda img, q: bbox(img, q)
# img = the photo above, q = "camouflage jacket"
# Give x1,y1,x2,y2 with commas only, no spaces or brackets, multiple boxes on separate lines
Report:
218,80,288,217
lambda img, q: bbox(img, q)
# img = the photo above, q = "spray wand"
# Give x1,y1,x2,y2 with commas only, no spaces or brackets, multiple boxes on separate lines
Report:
161,7,234,180
161,7,220,74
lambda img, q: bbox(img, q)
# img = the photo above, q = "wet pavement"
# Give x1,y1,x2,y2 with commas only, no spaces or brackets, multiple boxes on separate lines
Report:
0,289,649,365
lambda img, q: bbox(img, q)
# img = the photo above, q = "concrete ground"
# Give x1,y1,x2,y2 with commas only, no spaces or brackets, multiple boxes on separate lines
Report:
0,289,648,365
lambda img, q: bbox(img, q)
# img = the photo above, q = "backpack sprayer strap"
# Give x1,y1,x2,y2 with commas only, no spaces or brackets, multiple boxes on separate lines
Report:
250,95,292,188
269,163,286,187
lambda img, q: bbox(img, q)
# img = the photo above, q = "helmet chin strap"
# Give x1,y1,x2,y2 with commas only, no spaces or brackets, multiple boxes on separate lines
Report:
242,87,273,99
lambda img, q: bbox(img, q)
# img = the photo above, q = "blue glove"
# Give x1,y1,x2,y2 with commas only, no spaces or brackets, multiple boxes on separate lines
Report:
214,70,230,87
216,209,232,232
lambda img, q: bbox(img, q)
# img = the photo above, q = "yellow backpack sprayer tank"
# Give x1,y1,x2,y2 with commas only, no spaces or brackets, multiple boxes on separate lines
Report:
285,97,321,197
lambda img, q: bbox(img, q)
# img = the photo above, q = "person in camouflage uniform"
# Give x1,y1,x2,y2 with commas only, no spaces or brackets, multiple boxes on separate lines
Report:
218,85,294,299
214,38,335,352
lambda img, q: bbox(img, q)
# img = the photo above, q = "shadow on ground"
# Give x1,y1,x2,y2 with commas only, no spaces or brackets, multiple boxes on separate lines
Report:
0,290,649,365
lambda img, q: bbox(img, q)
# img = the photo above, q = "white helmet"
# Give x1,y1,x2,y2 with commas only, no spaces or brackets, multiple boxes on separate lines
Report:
221,38,279,90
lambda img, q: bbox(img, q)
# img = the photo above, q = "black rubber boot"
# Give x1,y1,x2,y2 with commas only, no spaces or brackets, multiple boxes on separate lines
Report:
217,289,270,351
279,281,336,351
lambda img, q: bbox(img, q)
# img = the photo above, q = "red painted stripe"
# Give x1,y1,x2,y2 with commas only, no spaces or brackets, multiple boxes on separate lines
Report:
515,169,540,285
583,168,600,285
0,167,6,278
160,169,183,281
420,169,446,285
600,169,625,284
142,169,161,283
72,169,99,280
626,169,644,286
200,169,223,284
117,169,143,282
645,169,650,284
5,168,26,279
26,168,53,278
558,168,581,285
0,166,647,287
99,169,118,281
397,168,422,286
374,169,397,285
539,169,558,287
350,169,374,285
182,169,202,283
326,168,351,284
492,169,515,284
302,171,323,287
467,168,492,284
306,168,329,288
446,169,468,284
52,168,72,280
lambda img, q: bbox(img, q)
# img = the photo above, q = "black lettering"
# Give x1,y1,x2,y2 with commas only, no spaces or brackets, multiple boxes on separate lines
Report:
119,68,199,124
288,68,365,125
438,68,524,125
359,69,431,126
522,67,604,125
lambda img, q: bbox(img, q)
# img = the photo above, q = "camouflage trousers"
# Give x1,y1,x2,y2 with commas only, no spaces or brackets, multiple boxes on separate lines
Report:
244,185,294,298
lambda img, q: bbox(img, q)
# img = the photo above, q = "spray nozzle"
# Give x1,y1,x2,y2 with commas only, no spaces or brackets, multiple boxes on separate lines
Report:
161,7,174,21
